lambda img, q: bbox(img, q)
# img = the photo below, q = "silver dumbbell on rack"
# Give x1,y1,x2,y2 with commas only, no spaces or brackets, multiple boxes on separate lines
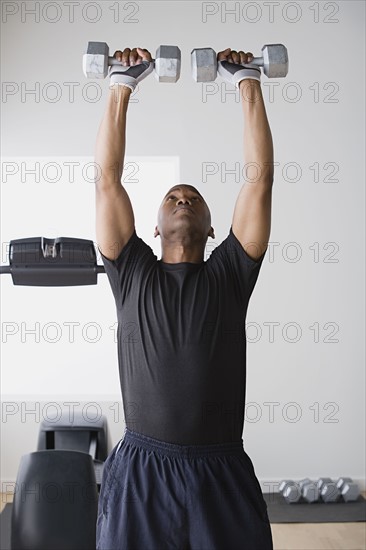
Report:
318,477,360,503
83,42,181,83
279,478,319,504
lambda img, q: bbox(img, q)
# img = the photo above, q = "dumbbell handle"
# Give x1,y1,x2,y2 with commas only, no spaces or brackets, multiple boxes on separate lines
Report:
107,57,155,68
229,56,264,69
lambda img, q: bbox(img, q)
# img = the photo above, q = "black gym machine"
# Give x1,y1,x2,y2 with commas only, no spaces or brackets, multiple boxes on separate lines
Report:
1,235,109,549
0,236,106,286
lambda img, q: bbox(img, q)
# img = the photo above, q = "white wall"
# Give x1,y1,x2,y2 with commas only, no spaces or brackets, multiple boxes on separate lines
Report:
1,1,365,491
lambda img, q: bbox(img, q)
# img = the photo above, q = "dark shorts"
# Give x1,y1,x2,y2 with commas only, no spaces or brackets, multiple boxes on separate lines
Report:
96,428,273,550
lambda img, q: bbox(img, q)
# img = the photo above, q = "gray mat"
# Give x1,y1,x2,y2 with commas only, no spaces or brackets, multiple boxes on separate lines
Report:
263,492,366,523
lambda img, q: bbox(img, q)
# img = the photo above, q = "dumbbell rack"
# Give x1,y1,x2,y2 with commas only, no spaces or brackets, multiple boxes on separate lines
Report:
263,487,366,524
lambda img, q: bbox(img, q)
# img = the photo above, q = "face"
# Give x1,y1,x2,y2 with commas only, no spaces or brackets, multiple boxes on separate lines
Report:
154,185,215,240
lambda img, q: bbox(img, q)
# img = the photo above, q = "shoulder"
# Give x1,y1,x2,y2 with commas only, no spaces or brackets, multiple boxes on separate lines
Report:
208,226,266,267
100,228,157,271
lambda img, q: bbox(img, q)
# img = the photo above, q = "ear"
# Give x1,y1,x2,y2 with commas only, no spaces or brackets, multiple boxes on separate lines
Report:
209,226,215,239
154,225,160,238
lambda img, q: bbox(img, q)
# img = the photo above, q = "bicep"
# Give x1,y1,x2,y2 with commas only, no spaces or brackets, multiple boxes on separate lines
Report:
232,184,272,261
96,184,135,260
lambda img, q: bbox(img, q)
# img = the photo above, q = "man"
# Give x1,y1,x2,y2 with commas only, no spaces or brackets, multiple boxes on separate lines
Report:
95,46,273,550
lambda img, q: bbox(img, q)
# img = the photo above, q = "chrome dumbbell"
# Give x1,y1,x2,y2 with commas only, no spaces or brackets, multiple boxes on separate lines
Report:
191,44,289,82
83,42,181,83
279,478,319,504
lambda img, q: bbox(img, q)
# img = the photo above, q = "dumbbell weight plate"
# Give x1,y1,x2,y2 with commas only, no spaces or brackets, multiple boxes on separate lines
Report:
317,477,332,490
298,478,312,490
302,482,319,503
191,48,217,82
155,45,181,83
278,480,293,494
83,42,109,79
283,483,301,503
336,477,353,490
341,482,360,502
320,482,340,503
262,44,289,78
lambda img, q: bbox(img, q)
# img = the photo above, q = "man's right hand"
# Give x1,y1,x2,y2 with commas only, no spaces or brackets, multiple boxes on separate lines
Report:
217,47,261,88
109,47,154,91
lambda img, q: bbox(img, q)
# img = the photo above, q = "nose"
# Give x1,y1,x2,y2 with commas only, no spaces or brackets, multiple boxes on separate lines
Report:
177,197,192,206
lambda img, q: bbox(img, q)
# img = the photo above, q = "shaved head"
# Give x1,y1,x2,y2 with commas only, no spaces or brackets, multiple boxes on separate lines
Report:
154,184,215,258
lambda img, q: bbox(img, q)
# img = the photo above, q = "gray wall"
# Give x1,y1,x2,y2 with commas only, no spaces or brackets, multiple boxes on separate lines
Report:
1,1,365,491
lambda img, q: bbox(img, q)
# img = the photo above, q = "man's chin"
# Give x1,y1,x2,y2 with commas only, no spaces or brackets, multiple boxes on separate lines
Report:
165,224,205,239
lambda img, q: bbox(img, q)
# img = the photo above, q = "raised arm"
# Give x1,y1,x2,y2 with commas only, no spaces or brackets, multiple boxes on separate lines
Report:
218,48,274,261
95,47,153,260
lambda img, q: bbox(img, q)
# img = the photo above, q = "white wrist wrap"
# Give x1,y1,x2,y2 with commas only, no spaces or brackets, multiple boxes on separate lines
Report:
218,61,261,88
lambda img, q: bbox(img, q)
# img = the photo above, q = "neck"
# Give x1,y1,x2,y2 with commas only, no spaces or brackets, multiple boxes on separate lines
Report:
160,237,205,264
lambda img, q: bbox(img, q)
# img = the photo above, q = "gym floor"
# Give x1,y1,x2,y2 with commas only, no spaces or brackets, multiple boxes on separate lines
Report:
1,492,365,549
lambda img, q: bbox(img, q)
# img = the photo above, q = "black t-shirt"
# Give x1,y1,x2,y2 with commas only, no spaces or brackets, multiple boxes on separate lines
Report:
101,226,266,445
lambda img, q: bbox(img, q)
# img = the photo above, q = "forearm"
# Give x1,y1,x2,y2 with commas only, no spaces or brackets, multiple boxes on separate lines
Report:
95,84,132,186
240,79,274,185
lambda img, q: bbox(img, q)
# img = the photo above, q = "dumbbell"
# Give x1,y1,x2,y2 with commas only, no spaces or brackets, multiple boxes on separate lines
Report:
337,477,360,502
318,477,360,503
191,44,289,82
279,478,319,504
317,477,340,502
83,42,181,83
279,480,301,503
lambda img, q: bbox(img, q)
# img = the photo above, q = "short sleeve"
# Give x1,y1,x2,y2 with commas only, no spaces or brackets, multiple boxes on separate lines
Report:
99,228,156,307
206,225,266,308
